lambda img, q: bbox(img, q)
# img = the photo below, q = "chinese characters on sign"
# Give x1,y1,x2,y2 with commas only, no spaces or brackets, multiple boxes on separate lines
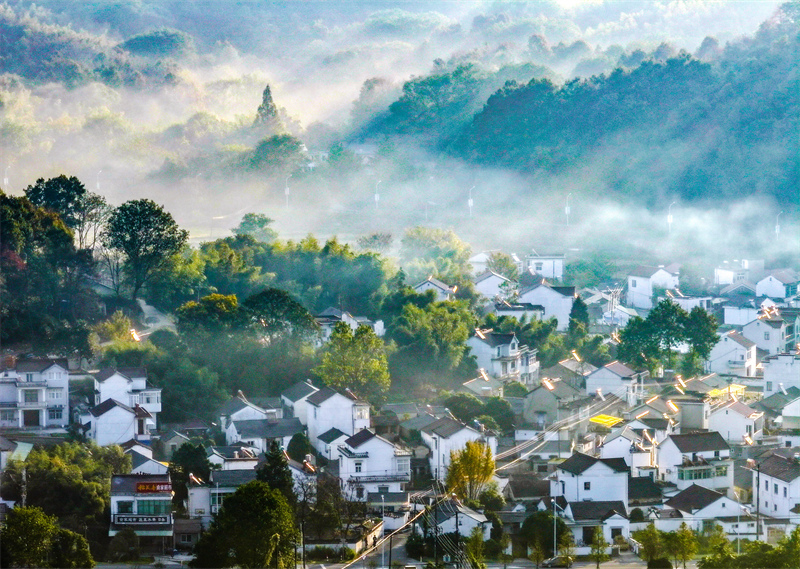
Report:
136,482,172,493
115,515,169,524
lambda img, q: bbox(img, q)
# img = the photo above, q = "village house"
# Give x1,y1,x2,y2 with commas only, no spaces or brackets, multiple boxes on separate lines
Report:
705,331,757,377
549,452,630,504
187,469,258,529
562,500,629,547
94,368,161,430
225,417,304,453
524,251,565,281
598,426,655,476
158,430,190,460
585,361,647,405
708,399,764,443
657,432,733,496
420,417,496,481
522,378,582,429
306,387,370,446
207,445,260,470
517,281,575,331
742,317,790,356
109,474,173,552
492,300,544,322
128,449,169,475
216,393,281,431
751,449,800,520
84,399,153,446
280,380,319,425
336,429,411,500
315,307,385,345
473,270,515,301
466,329,539,385
660,484,754,539
541,358,598,390
626,265,680,310
0,358,69,429
412,276,457,301
753,387,800,430
755,269,800,300
762,353,800,398
425,499,491,540
462,372,505,398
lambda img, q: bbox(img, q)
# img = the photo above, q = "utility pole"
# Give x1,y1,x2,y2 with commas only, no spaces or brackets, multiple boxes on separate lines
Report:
756,463,761,541
433,500,439,568
388,533,393,569
454,500,461,569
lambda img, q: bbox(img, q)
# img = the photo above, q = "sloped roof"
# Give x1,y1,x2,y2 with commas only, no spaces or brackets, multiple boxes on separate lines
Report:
628,476,662,502
232,417,304,439
307,387,339,406
421,417,475,438
401,413,440,432
129,450,160,470
111,474,171,494
724,331,756,349
754,387,800,415
758,452,800,483
600,361,638,378
474,270,512,284
14,359,68,373
89,399,133,417
557,452,629,475
94,367,147,382
668,432,729,453
569,500,628,521
472,329,516,347
507,474,550,499
712,400,761,420
629,265,674,278
318,427,348,444
345,429,377,448
665,484,724,512
216,396,262,417
414,276,455,293
763,269,800,285
282,381,319,402
210,469,258,487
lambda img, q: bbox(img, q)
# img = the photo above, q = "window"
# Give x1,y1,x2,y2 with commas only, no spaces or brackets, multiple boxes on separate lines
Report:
774,484,778,494
25,373,33,382
117,501,133,514
211,492,229,507
378,486,389,494
784,487,788,497
48,409,62,420
631,279,637,288
584,482,591,491
48,389,62,399
765,332,770,340
356,487,364,499
774,504,777,511
497,347,501,357
355,462,362,473
714,450,720,458
765,480,769,490
180,534,193,543
535,263,543,271
0,410,15,421
767,382,773,392
137,500,170,515
23,390,38,403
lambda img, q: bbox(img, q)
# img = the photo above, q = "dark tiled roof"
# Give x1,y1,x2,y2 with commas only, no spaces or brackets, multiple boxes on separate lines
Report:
668,432,729,453
282,381,319,402
94,367,145,382
473,330,516,347
401,414,439,431
628,476,662,502
754,387,800,415
318,428,348,444
111,474,171,494
232,417,304,439
758,452,800,483
629,266,663,278
0,436,16,452
250,397,282,410
90,399,132,417
307,387,338,406
421,417,474,438
345,429,376,448
551,286,576,297
367,492,409,503
569,500,627,521
507,475,550,499
15,359,68,373
209,469,258,487
558,452,629,475
216,397,258,416
129,450,160,470
665,484,724,513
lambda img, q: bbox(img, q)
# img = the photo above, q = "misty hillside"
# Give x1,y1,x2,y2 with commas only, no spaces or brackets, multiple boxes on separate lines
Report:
0,0,796,258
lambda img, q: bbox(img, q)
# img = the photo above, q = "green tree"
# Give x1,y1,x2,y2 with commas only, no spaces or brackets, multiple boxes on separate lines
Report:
442,393,485,424
93,310,134,342
466,525,487,569
176,293,245,333
49,527,95,568
168,443,213,509
446,441,495,502
685,307,718,361
504,381,528,397
250,134,305,171
103,199,189,300
0,506,58,568
256,440,296,504
191,481,297,568
24,175,87,229
559,532,576,563
483,397,515,432
234,213,278,243
647,300,688,367
674,523,698,569
400,226,473,284
589,527,610,569
356,232,392,253
616,316,661,373
242,288,319,344
487,252,519,282
520,510,568,558
633,523,663,564
529,539,546,569
314,322,390,405
286,433,313,462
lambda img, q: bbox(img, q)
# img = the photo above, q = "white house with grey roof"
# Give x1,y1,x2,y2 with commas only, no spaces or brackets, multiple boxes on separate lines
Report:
187,469,258,528
419,499,491,540
467,329,539,385
708,399,764,443
756,269,800,300
0,358,69,429
315,427,349,459
413,276,457,301
626,265,679,309
225,417,304,453
128,449,168,475
706,331,757,377
762,353,800,398
315,307,385,346
336,429,411,500
206,445,259,470
306,387,370,447
420,417,496,481
660,484,752,539
281,380,319,425
216,393,280,431
550,452,630,504
525,251,564,281
94,367,161,429
752,449,800,520
473,270,515,301
742,316,791,356
585,361,647,404
83,399,153,446
517,281,575,331
657,432,733,496
563,500,629,547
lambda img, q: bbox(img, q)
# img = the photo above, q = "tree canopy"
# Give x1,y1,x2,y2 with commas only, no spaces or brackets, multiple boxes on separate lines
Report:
446,440,495,502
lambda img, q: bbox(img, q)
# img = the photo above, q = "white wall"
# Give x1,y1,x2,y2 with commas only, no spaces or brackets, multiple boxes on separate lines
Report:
550,462,628,504
518,286,574,331
762,354,800,397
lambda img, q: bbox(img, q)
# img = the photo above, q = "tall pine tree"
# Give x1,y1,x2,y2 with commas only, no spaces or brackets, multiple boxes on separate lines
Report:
256,440,296,504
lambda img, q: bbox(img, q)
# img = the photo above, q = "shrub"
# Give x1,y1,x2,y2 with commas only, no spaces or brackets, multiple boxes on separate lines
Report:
648,558,672,568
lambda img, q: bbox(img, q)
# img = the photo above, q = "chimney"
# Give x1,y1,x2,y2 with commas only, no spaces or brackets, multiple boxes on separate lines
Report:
234,451,239,459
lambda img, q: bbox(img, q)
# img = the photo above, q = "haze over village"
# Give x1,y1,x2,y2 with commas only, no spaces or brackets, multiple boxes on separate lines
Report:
0,1,799,568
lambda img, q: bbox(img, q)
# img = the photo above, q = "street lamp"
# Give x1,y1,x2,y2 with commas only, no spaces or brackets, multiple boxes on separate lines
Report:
375,180,381,211
285,175,292,209
668,202,676,235
468,186,475,219
565,193,572,226
381,494,385,569
553,498,565,557
776,211,784,240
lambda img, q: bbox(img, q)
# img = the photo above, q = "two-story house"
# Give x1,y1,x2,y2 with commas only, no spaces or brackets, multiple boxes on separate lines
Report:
280,380,319,425
626,266,680,309
525,251,564,281
549,452,630,504
708,399,764,443
336,429,411,500
225,417,304,453
705,331,757,377
598,426,655,475
755,269,800,300
661,484,754,539
109,474,173,552
585,361,647,405
0,358,69,429
517,281,575,331
522,378,582,429
420,417,496,481
94,368,161,429
657,432,733,496
752,450,800,520
216,393,281,431
84,399,153,446
188,469,258,529
315,307,385,345
762,353,800,398
466,329,539,385
742,317,790,356
473,271,515,301
306,387,370,447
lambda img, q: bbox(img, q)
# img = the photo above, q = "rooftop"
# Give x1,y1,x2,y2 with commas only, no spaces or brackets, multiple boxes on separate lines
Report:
665,484,725,513
668,432,729,453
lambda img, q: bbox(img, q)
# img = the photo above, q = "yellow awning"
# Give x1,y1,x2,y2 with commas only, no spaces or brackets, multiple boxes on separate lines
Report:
708,384,746,399
590,414,623,428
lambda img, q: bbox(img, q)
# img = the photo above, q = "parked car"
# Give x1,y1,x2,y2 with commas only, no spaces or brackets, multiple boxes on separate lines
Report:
542,556,573,568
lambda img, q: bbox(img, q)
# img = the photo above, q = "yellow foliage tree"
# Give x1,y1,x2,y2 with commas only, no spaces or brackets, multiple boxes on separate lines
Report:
446,440,495,502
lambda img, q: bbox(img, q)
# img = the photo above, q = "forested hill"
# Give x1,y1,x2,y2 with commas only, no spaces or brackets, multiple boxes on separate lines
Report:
368,5,799,206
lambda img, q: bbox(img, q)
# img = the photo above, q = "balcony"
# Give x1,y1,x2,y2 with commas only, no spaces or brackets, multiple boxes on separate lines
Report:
19,400,45,408
349,473,410,483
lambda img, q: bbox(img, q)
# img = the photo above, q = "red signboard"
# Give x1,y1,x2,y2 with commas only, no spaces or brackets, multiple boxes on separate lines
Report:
136,482,172,493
